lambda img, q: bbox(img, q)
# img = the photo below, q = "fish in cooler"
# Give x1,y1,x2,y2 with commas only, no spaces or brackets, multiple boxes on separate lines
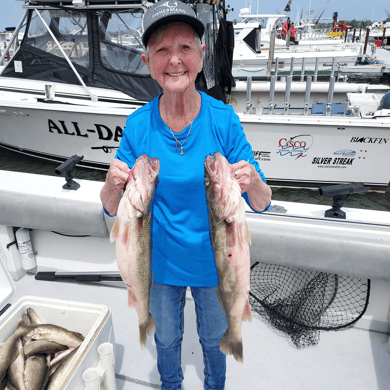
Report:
0,307,84,390
110,154,160,348
204,152,252,363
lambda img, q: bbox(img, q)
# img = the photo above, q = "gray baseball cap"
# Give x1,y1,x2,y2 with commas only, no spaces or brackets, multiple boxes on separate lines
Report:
142,0,205,47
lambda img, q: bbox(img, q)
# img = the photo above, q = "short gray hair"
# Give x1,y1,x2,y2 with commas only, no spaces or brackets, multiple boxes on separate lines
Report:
144,23,203,59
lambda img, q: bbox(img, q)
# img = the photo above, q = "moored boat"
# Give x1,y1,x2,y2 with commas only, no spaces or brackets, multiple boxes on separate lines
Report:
0,0,389,191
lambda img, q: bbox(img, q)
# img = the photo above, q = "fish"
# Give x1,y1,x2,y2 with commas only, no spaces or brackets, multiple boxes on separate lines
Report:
23,325,83,349
204,152,252,363
45,348,78,390
110,154,160,348
0,323,28,381
49,348,74,368
26,309,41,326
24,355,50,390
23,340,67,359
7,339,26,390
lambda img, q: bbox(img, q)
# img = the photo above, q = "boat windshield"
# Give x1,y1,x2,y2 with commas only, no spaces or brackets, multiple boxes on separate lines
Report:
98,9,149,75
27,9,90,68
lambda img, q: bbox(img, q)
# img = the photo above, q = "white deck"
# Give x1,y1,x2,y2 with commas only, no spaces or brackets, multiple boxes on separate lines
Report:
11,273,390,390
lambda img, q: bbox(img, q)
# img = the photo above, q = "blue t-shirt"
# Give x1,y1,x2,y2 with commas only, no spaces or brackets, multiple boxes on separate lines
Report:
115,91,268,287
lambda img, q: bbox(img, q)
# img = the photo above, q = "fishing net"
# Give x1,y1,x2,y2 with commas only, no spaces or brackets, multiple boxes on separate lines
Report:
249,262,370,349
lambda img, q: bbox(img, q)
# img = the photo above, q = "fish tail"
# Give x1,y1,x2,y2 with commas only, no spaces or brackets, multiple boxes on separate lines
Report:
139,315,156,349
219,330,244,363
243,300,252,322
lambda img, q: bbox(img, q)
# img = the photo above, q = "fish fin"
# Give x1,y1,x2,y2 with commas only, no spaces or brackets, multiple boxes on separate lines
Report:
110,218,120,243
219,331,244,364
127,289,137,308
243,300,252,322
139,315,156,349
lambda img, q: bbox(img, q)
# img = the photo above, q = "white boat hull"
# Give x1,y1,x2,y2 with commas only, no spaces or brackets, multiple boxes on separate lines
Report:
0,78,390,189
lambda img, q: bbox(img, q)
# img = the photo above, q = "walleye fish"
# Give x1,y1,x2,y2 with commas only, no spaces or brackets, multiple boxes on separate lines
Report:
26,309,41,326
46,348,78,390
24,355,50,390
0,323,28,381
110,154,160,348
7,339,25,390
24,340,67,359
23,325,83,349
204,152,252,363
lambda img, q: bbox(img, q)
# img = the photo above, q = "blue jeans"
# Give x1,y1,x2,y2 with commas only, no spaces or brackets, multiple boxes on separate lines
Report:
150,282,228,390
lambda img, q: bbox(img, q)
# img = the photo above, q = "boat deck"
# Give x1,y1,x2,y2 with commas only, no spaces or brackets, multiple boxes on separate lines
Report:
12,273,390,390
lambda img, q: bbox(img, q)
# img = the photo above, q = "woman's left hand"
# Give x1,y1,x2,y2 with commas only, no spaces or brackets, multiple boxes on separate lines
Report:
231,160,254,194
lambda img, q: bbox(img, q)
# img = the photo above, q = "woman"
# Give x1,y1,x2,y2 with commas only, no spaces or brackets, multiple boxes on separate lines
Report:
100,1,272,389
289,23,297,44
281,17,290,40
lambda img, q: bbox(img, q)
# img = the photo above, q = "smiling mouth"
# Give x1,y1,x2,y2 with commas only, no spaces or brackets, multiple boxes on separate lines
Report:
166,71,186,76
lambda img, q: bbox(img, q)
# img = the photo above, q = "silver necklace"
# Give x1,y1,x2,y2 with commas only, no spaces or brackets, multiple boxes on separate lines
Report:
164,96,197,156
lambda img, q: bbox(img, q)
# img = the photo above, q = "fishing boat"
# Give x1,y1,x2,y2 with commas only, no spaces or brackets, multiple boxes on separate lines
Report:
0,165,390,389
0,0,390,192
232,7,360,75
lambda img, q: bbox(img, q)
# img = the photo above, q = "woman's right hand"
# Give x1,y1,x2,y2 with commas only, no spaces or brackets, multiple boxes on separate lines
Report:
100,159,131,215
106,159,131,193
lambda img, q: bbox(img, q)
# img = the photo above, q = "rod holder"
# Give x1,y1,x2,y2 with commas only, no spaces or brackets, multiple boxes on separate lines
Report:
246,76,252,114
98,343,117,390
300,58,306,82
268,75,276,115
284,75,292,115
319,182,370,219
289,57,295,76
274,57,279,80
55,154,84,190
313,57,319,82
304,76,312,115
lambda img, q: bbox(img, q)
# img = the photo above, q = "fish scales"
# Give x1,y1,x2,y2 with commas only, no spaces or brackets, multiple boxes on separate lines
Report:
204,152,252,363
0,325,28,382
24,355,49,390
110,154,160,348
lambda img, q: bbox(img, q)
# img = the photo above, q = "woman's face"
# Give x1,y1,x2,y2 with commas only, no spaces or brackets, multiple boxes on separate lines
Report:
141,23,205,94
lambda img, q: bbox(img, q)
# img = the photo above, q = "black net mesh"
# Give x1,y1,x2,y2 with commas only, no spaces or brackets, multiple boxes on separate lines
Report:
249,262,370,349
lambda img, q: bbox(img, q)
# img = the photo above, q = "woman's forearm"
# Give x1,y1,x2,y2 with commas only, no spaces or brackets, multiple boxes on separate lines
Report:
246,165,272,212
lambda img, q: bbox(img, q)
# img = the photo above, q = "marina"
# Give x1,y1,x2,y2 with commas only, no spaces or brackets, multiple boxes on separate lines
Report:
0,0,390,389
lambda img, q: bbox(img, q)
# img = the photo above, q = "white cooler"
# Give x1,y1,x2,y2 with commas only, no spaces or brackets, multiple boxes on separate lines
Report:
0,245,115,390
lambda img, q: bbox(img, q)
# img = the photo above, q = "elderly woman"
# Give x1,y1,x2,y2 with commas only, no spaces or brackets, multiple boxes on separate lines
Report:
100,1,271,389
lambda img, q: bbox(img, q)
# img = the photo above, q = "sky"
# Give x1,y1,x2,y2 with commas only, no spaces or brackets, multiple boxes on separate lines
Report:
0,0,389,32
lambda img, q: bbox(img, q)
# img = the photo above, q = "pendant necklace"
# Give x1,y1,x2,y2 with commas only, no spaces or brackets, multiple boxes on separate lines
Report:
164,96,197,156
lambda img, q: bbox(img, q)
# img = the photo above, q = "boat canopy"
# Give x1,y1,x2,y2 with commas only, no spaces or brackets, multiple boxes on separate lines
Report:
1,0,234,103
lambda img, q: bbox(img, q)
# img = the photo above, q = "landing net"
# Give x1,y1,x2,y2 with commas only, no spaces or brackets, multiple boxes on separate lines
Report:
249,262,370,348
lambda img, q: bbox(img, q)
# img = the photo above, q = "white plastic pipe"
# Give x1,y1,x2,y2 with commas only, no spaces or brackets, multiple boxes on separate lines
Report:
83,368,100,390
98,343,117,390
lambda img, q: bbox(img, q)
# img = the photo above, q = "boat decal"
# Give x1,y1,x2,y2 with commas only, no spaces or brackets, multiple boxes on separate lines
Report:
312,157,355,167
48,120,123,142
350,137,389,144
277,134,313,159
323,62,348,67
253,151,271,162
333,150,356,157
91,146,119,154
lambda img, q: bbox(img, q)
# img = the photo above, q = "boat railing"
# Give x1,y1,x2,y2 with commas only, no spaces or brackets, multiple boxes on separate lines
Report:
242,56,375,118
273,56,346,83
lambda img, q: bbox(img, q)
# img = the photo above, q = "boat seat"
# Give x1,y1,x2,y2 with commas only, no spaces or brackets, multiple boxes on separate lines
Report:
311,102,346,115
